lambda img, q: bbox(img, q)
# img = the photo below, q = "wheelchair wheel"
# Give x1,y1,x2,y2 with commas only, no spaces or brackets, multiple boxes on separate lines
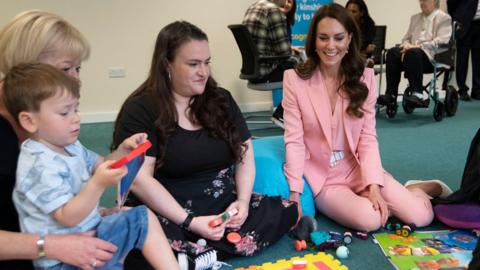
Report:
433,101,445,122
386,104,397,118
445,85,458,117
402,102,415,114
402,86,415,114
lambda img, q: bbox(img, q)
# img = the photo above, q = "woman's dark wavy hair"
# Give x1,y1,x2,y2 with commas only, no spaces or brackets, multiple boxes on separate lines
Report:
112,21,246,169
295,3,368,118
286,0,297,26
345,0,375,29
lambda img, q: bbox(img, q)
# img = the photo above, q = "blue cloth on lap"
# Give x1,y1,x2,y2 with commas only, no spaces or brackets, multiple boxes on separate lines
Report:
252,136,316,216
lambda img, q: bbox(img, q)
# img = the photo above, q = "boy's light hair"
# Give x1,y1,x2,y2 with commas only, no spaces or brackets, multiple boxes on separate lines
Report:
3,63,80,125
0,10,90,78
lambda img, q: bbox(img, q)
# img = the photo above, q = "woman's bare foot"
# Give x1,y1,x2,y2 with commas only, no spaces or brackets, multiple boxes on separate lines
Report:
406,182,442,198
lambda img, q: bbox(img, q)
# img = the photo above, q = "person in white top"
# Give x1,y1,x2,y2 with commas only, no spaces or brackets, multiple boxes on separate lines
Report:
377,0,452,107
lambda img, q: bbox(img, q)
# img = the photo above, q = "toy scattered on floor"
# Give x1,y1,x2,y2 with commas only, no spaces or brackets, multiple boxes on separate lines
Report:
292,259,307,269
235,252,349,270
196,238,207,247
209,208,238,227
227,232,241,244
336,246,349,259
385,219,402,231
385,218,416,237
396,224,416,237
342,232,352,244
354,231,368,240
311,231,331,246
295,240,308,251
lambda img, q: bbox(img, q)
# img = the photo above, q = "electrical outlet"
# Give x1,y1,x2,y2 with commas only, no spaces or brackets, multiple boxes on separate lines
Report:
108,67,126,78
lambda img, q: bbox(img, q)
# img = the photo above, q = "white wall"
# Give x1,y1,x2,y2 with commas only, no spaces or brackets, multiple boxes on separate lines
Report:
0,0,471,123
0,0,268,123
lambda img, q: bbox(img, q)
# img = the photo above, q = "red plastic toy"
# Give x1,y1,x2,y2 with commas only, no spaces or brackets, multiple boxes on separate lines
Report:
111,140,152,168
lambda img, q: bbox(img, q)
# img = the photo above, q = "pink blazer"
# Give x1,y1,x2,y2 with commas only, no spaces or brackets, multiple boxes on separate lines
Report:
283,68,384,196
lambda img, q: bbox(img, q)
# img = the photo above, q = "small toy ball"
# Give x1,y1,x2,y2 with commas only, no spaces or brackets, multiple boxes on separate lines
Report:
294,240,307,251
227,232,241,244
336,245,349,259
343,231,353,245
196,238,207,246
292,259,307,269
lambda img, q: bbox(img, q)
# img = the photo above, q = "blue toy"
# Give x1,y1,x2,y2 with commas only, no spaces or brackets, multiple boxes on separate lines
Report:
310,231,331,246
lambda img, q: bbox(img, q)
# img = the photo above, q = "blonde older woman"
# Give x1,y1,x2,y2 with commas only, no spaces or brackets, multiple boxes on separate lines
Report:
0,10,116,270
377,0,452,107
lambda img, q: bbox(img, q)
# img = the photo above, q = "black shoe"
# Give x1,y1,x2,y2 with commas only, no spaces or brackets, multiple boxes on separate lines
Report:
404,95,429,107
290,216,318,241
459,90,471,101
471,91,480,100
377,94,395,106
271,105,284,129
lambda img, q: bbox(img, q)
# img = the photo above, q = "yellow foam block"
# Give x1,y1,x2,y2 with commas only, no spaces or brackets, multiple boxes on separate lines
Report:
235,252,348,270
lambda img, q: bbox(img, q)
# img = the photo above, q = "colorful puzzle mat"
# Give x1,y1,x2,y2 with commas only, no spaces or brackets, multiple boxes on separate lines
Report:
235,252,348,270
373,230,478,270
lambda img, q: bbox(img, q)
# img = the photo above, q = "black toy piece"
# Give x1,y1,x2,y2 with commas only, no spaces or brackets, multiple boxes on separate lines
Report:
385,219,402,231
385,217,416,237
290,216,318,241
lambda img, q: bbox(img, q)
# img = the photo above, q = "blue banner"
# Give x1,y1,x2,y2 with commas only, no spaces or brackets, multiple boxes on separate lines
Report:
291,0,333,46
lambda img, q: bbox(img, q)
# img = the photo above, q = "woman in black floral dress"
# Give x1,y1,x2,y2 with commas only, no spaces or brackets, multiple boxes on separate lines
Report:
112,21,298,269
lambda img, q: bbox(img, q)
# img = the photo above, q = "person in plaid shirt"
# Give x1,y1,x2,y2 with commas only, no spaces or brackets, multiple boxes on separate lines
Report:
243,0,297,128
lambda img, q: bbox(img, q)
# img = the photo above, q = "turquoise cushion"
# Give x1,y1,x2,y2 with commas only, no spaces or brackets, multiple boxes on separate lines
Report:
252,136,316,217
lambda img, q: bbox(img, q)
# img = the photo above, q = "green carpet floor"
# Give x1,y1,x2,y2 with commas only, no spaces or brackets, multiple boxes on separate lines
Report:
78,100,480,269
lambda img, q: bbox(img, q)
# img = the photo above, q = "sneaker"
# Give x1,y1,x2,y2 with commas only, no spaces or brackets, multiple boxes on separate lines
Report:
404,179,453,199
404,93,429,107
178,250,222,270
377,94,395,106
178,252,189,270
194,249,220,270
271,105,284,129
458,90,471,101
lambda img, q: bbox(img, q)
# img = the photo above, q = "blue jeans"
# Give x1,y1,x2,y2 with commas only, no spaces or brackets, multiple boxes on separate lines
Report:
43,206,148,270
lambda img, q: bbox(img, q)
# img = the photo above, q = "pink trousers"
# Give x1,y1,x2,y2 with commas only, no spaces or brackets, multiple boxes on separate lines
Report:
314,170,434,232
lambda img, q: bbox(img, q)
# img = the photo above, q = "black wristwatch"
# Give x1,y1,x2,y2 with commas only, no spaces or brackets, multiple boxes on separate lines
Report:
180,213,194,230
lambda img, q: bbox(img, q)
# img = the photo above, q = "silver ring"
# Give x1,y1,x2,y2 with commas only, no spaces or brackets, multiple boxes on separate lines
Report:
91,259,97,268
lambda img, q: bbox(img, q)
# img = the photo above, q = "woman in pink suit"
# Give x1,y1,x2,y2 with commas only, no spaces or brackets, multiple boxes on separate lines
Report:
283,4,444,232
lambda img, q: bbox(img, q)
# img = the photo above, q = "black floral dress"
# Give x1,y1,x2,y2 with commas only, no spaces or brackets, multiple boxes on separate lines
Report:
114,89,298,268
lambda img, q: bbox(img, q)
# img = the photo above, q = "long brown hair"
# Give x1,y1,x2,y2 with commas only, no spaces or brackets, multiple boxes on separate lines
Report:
112,21,246,169
296,3,368,118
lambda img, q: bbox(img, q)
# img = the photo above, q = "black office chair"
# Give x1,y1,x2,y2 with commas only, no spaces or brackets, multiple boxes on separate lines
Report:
228,24,289,124
372,25,387,90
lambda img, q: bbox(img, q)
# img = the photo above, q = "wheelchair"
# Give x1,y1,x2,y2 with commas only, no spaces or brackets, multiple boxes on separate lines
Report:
383,59,458,122
378,23,459,122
